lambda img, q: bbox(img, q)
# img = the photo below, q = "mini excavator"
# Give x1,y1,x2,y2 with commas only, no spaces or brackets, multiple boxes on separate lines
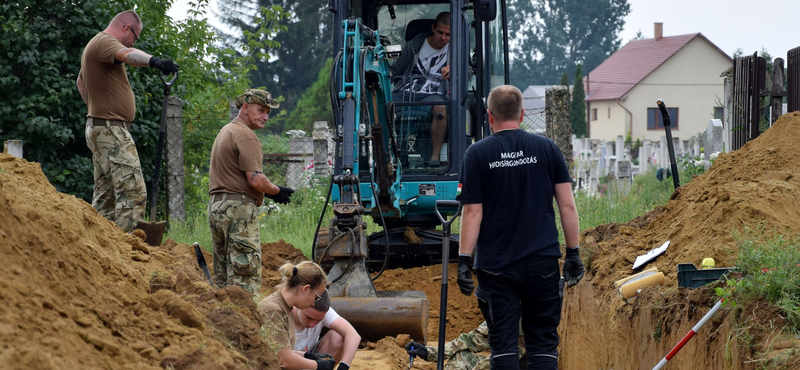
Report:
315,0,509,343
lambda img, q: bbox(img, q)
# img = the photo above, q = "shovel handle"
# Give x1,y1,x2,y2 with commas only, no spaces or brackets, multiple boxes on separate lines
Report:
435,200,462,226
158,69,179,87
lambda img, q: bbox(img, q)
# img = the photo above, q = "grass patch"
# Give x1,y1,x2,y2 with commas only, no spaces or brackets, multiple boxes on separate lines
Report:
729,229,800,329
173,168,675,258
166,177,382,258
574,169,672,231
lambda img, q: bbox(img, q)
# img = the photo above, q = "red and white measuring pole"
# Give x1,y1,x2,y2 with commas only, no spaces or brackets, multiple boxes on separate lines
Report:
651,297,726,370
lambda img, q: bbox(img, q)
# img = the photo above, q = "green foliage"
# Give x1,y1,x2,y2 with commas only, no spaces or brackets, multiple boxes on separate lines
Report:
560,72,570,87
725,230,800,329
285,57,334,132
217,1,333,132
508,0,631,86
570,64,587,137
0,0,118,200
0,0,290,221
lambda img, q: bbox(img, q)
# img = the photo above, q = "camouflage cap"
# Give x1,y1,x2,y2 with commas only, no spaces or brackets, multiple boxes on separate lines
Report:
235,89,280,109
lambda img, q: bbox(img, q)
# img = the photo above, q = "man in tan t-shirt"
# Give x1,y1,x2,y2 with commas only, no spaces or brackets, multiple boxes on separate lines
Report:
208,89,294,295
76,9,179,232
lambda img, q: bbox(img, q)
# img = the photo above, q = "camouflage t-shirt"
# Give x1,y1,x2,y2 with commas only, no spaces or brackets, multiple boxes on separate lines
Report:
257,291,296,355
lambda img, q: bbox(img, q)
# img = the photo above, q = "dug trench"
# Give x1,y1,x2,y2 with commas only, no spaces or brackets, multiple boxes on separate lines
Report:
4,113,800,369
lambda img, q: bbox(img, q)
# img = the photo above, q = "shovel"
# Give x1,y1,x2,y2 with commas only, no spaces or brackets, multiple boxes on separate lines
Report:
193,242,215,287
656,99,681,190
434,200,462,370
136,70,179,246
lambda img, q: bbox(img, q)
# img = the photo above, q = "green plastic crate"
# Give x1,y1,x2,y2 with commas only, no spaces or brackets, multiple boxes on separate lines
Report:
677,263,734,288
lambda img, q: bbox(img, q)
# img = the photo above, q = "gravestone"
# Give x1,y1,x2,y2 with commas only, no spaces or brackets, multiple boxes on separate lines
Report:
617,160,631,178
705,119,723,160
3,140,22,158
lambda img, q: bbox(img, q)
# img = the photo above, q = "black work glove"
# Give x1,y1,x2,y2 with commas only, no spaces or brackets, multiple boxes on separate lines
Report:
563,247,585,287
314,358,336,370
266,186,295,204
457,255,475,296
149,57,180,74
304,352,333,361
404,341,428,359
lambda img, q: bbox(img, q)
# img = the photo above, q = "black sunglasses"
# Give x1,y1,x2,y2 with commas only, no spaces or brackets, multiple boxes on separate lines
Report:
129,24,139,43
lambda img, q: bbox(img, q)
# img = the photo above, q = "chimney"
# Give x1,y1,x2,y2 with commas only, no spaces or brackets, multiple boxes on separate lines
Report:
654,22,663,41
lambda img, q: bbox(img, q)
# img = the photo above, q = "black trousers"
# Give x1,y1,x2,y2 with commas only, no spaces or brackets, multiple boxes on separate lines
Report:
476,257,564,370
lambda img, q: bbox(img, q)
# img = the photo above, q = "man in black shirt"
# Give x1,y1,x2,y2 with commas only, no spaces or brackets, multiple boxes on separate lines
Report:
456,85,584,370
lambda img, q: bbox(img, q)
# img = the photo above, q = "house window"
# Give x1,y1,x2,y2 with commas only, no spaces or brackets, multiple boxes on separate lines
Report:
608,107,611,118
592,108,598,121
647,107,679,130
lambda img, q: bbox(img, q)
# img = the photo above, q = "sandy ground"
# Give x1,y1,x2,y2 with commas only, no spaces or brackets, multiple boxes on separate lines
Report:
4,112,800,369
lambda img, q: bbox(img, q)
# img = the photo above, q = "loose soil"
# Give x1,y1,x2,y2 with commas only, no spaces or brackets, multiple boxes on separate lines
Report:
4,112,800,369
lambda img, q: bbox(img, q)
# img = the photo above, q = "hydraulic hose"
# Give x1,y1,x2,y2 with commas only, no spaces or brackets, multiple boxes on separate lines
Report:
369,166,392,281
311,174,335,263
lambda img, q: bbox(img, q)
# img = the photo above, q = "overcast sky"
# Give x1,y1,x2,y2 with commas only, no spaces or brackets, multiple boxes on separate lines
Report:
168,0,800,59
620,0,799,58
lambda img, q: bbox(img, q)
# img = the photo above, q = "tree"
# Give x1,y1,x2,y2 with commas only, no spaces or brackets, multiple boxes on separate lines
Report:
508,0,630,87
216,0,333,133
570,64,587,138
286,58,334,132
0,0,284,218
560,72,570,87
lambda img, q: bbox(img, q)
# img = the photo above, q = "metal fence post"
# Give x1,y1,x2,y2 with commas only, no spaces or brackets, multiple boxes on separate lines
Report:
165,95,185,222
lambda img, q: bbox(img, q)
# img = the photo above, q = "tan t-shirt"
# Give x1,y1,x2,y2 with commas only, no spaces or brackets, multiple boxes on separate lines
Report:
208,118,265,206
79,32,135,122
258,291,296,356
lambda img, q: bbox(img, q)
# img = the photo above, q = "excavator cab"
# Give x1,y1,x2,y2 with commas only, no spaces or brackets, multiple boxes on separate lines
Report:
319,0,510,343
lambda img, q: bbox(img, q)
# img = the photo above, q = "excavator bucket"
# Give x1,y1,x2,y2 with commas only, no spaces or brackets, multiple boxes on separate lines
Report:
331,291,428,343
317,225,429,343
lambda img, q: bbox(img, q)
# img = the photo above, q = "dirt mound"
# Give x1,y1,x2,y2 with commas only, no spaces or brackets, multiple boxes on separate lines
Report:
586,112,800,290
562,112,800,369
0,154,279,370
260,240,308,294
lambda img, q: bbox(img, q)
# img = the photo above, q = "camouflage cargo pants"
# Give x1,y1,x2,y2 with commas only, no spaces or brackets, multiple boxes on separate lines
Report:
447,351,486,370
208,195,262,295
85,119,146,233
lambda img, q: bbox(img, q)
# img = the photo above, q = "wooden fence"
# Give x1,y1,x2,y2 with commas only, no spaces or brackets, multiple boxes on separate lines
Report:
730,47,800,151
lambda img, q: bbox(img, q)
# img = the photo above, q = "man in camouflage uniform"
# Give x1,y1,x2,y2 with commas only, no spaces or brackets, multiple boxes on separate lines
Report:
77,10,179,232
208,89,294,295
405,321,525,370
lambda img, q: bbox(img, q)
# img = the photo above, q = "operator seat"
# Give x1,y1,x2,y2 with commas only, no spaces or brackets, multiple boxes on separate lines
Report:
405,19,435,42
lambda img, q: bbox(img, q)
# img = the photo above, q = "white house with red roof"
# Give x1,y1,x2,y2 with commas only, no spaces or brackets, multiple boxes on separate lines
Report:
585,23,732,142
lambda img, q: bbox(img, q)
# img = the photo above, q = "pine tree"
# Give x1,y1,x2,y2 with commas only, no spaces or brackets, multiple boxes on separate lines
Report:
570,64,587,137
560,73,570,87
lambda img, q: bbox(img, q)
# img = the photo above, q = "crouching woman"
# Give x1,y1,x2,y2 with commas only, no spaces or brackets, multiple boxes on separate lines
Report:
258,261,334,370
